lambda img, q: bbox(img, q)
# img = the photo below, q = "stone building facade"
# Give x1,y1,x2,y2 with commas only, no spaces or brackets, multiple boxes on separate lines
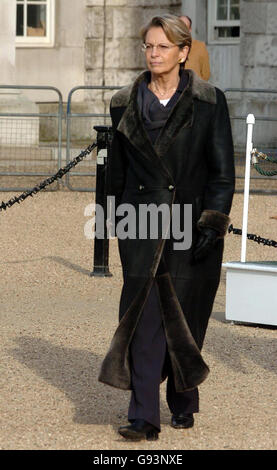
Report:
85,0,182,90
4,1,277,97
240,0,277,90
1,0,277,148
236,0,277,148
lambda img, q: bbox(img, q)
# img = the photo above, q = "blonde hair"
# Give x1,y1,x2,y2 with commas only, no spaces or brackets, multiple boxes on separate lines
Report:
140,14,192,51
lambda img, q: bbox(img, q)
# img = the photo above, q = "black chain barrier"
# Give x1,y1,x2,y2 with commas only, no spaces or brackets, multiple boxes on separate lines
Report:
0,141,97,212
0,125,113,277
228,224,277,248
227,148,277,247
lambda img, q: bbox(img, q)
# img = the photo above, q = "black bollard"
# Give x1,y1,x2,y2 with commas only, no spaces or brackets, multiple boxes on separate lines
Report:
90,126,113,277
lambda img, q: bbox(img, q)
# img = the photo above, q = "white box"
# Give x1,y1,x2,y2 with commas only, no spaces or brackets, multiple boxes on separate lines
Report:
223,261,277,326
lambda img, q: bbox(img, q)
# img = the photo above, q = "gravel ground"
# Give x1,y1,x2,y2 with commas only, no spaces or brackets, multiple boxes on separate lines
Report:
0,189,276,450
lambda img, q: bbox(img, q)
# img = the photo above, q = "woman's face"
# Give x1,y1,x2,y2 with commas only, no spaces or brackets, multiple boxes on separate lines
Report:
144,26,189,76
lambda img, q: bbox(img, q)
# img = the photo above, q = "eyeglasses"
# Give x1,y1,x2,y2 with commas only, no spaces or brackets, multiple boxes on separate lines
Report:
141,43,178,54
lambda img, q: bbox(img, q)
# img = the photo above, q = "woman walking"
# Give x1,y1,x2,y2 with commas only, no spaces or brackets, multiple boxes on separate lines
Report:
98,14,235,441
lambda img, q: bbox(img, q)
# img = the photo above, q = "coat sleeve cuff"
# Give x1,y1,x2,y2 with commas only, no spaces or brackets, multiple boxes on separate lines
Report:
197,209,230,238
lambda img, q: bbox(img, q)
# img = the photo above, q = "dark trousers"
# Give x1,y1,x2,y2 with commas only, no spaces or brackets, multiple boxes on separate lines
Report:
128,283,199,431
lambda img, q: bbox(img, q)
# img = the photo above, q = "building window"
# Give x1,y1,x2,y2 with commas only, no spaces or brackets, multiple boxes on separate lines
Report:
208,0,240,44
16,0,55,47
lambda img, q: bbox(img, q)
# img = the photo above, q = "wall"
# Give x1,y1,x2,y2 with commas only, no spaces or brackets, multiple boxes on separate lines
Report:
236,0,277,148
181,0,242,90
11,0,277,148
0,0,16,86
208,45,241,90
84,0,182,115
240,0,277,89
85,0,182,90
15,0,86,103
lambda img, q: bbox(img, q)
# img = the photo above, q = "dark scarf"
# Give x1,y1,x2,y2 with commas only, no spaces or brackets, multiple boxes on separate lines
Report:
137,70,189,144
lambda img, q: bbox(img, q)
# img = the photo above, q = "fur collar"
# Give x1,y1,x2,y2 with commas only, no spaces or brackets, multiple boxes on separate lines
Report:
111,69,216,109
110,70,216,173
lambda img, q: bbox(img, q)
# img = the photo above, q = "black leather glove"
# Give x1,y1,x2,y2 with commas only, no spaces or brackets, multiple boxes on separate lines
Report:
193,227,218,261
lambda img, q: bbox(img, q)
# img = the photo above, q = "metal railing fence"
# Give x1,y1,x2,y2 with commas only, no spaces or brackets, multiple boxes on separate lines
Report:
1,85,277,194
0,85,63,191
65,85,121,191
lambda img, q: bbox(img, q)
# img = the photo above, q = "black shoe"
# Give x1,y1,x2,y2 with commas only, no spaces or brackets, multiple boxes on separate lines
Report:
171,413,194,429
118,419,159,441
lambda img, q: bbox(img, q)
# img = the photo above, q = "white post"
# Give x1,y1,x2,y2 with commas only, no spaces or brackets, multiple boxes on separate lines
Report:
241,113,255,262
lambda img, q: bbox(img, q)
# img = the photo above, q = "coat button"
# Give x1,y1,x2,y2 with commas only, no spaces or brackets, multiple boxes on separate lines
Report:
139,185,144,191
168,185,174,191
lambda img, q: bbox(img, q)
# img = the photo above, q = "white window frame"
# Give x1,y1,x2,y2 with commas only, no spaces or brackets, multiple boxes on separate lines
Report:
208,0,240,45
16,0,55,48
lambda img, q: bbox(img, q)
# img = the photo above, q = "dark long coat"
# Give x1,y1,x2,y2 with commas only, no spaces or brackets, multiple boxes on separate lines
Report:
98,69,235,393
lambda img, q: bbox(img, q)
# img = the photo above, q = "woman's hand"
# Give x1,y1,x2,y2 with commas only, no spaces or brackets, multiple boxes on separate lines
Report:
193,227,218,261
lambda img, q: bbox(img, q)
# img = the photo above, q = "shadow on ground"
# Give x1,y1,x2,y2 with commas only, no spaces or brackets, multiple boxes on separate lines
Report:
3,256,92,277
8,316,276,429
205,316,277,375
8,336,128,425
